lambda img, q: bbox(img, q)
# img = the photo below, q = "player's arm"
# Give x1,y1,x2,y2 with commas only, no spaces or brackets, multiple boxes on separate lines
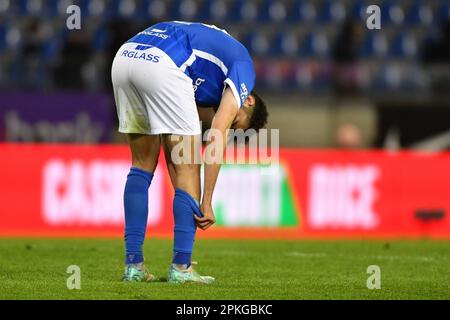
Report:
197,107,216,129
197,106,216,131
195,87,238,230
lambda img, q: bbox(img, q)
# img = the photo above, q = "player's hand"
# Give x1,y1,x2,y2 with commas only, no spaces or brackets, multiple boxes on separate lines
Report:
195,202,216,230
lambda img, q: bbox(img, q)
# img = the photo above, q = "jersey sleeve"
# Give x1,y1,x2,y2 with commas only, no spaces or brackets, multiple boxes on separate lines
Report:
223,60,255,108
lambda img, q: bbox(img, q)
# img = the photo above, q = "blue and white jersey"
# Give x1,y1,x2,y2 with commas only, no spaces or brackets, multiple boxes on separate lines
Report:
126,21,255,108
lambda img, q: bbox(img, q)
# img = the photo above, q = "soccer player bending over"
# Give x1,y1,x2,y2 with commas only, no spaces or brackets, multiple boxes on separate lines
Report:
111,21,268,283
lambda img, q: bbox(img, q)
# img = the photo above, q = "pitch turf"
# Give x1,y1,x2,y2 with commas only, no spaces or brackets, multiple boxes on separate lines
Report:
0,238,449,300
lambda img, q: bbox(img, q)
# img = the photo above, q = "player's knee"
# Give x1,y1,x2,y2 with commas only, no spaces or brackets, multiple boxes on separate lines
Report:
127,134,160,172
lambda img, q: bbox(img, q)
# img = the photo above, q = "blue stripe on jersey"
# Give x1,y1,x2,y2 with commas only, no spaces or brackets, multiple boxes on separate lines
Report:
135,45,153,51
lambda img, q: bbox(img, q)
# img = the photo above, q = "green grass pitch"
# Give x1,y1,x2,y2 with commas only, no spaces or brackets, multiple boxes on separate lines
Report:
0,238,449,299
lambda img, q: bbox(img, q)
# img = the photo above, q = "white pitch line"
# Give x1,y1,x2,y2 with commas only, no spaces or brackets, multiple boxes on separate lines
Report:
285,252,437,262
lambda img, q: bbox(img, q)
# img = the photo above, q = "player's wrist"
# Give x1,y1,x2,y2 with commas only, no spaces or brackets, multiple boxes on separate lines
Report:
201,196,213,206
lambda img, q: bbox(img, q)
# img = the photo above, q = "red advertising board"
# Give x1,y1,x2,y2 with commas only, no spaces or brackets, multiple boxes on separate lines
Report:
0,144,449,238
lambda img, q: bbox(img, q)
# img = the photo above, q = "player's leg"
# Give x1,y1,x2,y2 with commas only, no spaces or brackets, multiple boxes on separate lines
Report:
162,137,177,189
112,47,161,281
122,134,160,282
162,134,214,284
124,134,160,261
163,134,201,266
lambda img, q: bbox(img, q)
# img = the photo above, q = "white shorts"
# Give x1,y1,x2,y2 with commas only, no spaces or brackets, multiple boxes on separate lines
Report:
111,43,201,135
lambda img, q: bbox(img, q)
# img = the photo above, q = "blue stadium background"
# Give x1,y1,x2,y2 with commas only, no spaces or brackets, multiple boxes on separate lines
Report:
0,0,449,94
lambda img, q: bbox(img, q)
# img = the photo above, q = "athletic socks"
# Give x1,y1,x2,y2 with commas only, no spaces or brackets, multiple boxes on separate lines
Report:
124,171,201,268
172,188,202,268
124,167,153,265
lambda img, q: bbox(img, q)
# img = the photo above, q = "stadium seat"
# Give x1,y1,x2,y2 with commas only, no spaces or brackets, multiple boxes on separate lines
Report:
381,0,405,26
0,0,442,92
46,0,60,17
0,23,22,51
360,32,389,58
288,0,317,24
300,31,330,58
79,0,109,18
0,24,7,51
350,0,366,20
109,0,138,19
318,0,346,24
18,0,46,17
0,0,14,16
47,0,78,17
377,62,404,91
258,0,288,23
172,0,200,21
202,0,230,22
271,31,300,56
243,31,272,57
92,24,110,52
435,0,450,24
229,0,260,22
140,0,171,20
405,1,434,26
390,32,418,59
195,0,211,20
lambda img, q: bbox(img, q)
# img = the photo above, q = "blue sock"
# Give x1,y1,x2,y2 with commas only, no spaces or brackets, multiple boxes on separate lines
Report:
172,188,202,267
124,167,153,265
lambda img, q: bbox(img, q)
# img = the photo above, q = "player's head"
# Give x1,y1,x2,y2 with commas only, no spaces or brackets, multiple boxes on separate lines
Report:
231,91,268,131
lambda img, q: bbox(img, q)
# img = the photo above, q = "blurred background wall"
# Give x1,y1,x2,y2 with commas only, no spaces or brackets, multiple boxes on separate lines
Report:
0,0,449,149
0,0,450,237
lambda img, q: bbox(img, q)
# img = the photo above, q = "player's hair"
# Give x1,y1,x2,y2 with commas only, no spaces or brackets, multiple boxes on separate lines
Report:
248,91,268,131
